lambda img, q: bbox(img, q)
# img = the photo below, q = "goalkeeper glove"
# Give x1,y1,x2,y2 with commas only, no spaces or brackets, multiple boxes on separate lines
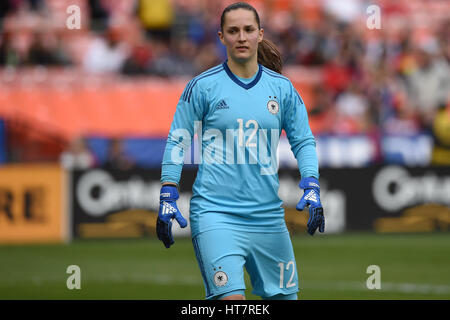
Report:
296,177,325,236
157,185,187,248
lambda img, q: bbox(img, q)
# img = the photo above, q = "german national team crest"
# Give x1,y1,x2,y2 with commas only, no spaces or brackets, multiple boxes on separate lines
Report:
213,271,228,287
267,98,279,115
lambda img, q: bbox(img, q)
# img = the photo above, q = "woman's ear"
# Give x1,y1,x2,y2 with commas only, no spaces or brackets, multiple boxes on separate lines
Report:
258,28,264,43
218,31,225,45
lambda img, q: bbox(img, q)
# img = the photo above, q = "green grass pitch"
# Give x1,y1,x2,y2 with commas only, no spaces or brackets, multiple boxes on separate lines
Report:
0,233,449,300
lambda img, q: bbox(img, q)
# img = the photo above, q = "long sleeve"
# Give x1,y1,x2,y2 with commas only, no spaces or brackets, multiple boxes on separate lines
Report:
161,80,206,184
282,82,319,179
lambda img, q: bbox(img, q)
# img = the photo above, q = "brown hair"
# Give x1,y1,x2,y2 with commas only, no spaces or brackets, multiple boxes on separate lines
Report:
220,2,283,74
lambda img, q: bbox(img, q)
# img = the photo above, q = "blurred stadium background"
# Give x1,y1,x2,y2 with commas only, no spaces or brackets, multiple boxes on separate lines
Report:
0,0,449,300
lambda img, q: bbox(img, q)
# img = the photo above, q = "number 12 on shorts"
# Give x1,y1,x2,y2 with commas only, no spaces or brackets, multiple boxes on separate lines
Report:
278,261,296,288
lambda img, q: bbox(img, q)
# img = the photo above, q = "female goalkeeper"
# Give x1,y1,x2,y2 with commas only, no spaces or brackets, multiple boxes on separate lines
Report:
157,2,324,300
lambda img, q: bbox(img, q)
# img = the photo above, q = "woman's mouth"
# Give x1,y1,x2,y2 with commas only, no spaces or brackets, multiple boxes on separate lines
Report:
236,46,248,51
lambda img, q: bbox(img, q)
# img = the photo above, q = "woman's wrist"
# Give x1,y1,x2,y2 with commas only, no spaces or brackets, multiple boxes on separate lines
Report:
162,182,178,187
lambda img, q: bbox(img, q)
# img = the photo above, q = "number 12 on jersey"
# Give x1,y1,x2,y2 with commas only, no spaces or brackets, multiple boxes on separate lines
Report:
237,118,258,147
278,261,296,289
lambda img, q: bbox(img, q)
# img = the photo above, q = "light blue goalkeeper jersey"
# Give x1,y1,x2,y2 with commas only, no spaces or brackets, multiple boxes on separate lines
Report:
161,62,319,237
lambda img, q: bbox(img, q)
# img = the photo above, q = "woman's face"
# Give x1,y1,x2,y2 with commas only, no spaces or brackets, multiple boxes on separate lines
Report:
219,8,264,64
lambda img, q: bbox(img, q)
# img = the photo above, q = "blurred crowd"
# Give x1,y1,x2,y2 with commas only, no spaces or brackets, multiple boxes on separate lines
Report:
1,0,449,148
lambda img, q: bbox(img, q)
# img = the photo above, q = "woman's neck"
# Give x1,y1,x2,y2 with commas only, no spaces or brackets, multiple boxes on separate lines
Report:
227,57,259,79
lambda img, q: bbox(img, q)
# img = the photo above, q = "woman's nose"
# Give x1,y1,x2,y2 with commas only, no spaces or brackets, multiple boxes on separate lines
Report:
238,31,246,41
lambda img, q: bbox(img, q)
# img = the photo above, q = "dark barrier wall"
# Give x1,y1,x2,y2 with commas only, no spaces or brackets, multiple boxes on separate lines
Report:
70,168,196,239
291,166,450,233
70,166,450,239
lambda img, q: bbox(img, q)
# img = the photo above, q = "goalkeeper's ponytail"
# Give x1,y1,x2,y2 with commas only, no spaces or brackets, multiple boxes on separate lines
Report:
258,39,283,74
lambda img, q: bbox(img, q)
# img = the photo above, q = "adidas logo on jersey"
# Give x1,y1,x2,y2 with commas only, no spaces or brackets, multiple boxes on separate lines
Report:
215,99,229,110
161,202,177,215
304,190,318,203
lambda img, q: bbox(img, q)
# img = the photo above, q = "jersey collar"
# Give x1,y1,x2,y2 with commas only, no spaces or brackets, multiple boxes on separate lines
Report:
222,60,262,90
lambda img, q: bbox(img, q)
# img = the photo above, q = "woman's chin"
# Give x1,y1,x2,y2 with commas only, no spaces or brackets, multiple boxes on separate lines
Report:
230,53,253,64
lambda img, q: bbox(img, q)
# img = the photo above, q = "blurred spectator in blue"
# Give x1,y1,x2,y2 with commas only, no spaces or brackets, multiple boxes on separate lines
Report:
149,37,199,77
186,10,207,46
83,26,129,73
103,138,135,171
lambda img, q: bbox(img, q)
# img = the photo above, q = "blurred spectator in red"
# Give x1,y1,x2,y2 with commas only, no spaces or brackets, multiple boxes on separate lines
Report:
308,84,335,134
121,34,153,76
323,50,354,98
407,41,450,128
138,0,174,43
0,31,22,67
83,26,129,73
60,137,96,170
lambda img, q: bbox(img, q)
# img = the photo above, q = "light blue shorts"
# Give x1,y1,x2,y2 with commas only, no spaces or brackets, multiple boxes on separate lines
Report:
192,228,299,300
